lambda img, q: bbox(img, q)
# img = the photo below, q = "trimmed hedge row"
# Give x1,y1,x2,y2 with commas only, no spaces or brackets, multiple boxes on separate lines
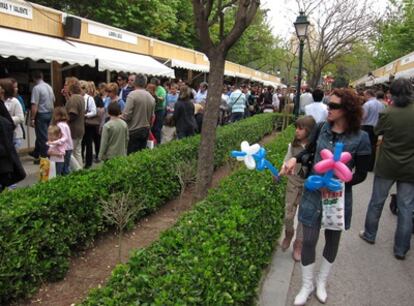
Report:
0,114,283,304
80,126,295,305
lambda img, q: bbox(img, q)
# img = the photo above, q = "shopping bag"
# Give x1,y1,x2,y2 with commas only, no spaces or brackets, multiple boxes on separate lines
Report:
321,183,345,231
147,130,157,149
39,158,56,182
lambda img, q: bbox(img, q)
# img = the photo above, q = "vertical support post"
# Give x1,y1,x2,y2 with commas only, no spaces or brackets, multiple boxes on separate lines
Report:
51,61,64,106
187,70,193,84
295,39,305,117
106,70,111,83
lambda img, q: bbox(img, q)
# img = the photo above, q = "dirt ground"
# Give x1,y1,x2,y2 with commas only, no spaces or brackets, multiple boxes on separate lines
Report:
18,132,278,306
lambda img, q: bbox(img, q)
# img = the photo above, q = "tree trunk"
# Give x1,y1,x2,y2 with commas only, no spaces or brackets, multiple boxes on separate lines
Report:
309,68,322,89
194,52,225,201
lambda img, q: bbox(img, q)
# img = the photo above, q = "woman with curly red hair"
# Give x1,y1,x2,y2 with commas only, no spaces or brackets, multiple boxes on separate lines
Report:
285,88,371,305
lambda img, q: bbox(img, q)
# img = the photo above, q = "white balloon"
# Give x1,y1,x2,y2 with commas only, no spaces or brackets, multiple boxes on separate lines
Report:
246,143,260,155
235,140,261,171
241,141,250,152
245,156,256,170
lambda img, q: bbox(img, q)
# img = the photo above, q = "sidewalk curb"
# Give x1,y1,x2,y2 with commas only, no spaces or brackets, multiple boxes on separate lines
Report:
259,223,298,306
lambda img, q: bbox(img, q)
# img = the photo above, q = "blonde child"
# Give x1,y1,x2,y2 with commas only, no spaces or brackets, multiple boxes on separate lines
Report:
280,116,316,261
47,125,66,176
50,107,73,175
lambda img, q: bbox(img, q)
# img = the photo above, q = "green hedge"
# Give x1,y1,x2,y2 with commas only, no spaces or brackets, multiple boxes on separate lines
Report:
80,126,295,305
0,114,282,304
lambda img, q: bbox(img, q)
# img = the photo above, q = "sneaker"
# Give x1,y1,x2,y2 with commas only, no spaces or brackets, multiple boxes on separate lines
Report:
359,231,375,244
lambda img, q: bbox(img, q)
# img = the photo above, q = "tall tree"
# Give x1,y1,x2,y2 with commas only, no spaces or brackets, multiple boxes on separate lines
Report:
295,0,377,88
374,0,414,66
324,43,376,87
192,0,260,200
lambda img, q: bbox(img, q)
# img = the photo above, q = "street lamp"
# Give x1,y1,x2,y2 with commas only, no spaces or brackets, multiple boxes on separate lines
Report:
293,11,310,116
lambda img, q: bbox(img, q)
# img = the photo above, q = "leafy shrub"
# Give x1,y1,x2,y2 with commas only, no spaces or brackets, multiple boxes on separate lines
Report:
0,113,283,304
80,126,295,305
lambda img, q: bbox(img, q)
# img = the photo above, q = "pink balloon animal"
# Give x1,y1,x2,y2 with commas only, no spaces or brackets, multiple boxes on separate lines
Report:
314,149,353,182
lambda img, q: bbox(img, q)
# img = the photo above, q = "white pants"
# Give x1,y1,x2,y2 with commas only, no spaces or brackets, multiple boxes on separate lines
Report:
71,138,82,171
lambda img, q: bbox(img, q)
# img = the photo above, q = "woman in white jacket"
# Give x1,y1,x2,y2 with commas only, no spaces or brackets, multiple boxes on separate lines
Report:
0,78,24,149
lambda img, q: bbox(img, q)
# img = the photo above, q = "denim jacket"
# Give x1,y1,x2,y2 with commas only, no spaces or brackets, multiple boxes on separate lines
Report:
298,123,371,230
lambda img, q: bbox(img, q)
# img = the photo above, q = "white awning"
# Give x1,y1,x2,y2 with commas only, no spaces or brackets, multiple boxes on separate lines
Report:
374,75,391,84
71,41,175,78
0,27,95,66
263,80,281,88
236,73,251,79
0,27,174,78
251,76,263,82
365,80,375,87
395,68,414,79
170,59,209,73
224,70,236,77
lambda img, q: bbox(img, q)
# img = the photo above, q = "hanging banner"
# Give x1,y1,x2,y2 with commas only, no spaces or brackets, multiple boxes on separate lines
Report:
0,0,33,19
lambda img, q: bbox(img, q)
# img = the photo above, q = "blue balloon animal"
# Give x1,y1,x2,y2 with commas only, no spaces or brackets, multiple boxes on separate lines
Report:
231,141,279,177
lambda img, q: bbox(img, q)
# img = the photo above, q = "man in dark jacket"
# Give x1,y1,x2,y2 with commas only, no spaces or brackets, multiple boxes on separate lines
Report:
360,78,414,260
0,98,25,190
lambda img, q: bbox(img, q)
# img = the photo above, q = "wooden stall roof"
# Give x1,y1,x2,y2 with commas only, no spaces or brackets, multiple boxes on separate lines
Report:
0,0,281,84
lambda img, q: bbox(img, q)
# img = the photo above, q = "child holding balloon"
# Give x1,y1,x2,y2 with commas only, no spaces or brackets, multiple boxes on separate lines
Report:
279,116,316,261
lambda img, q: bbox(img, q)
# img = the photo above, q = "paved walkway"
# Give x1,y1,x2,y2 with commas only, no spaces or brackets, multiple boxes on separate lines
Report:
260,173,414,306
15,154,101,188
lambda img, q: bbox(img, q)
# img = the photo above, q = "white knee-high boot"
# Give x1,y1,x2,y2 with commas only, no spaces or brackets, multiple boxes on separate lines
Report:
316,257,333,303
294,263,315,306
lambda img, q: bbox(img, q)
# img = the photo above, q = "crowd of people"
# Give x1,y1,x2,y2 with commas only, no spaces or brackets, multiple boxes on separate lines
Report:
1,69,414,305
0,71,301,184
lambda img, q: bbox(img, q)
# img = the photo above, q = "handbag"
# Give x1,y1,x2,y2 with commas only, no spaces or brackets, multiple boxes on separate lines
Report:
321,184,345,231
85,96,100,126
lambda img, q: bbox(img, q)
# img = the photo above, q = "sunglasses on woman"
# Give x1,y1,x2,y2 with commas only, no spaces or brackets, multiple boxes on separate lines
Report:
327,102,343,110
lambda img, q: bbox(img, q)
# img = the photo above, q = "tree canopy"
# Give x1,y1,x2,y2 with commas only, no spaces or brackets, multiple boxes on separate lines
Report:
32,0,285,71
374,0,414,66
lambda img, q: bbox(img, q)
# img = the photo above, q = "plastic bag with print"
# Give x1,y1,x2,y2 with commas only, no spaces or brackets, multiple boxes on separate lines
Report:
321,183,345,231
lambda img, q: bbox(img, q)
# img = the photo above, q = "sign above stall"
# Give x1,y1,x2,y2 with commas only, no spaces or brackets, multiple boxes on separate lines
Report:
88,23,137,45
0,0,32,19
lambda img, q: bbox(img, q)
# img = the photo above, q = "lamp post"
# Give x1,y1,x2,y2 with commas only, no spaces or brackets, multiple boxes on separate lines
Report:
293,11,310,116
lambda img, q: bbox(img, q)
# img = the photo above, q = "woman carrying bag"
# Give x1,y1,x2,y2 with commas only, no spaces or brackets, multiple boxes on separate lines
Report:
285,88,371,305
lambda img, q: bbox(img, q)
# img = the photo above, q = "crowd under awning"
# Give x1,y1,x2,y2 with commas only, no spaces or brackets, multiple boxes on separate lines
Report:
0,27,175,78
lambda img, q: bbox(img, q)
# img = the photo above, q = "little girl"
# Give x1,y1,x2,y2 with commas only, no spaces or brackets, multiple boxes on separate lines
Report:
49,107,73,175
47,125,66,176
280,116,316,261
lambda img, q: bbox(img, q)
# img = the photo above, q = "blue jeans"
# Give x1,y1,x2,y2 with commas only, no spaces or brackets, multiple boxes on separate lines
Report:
55,162,64,176
151,109,165,144
230,112,244,123
63,150,72,175
34,112,52,158
363,175,414,256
